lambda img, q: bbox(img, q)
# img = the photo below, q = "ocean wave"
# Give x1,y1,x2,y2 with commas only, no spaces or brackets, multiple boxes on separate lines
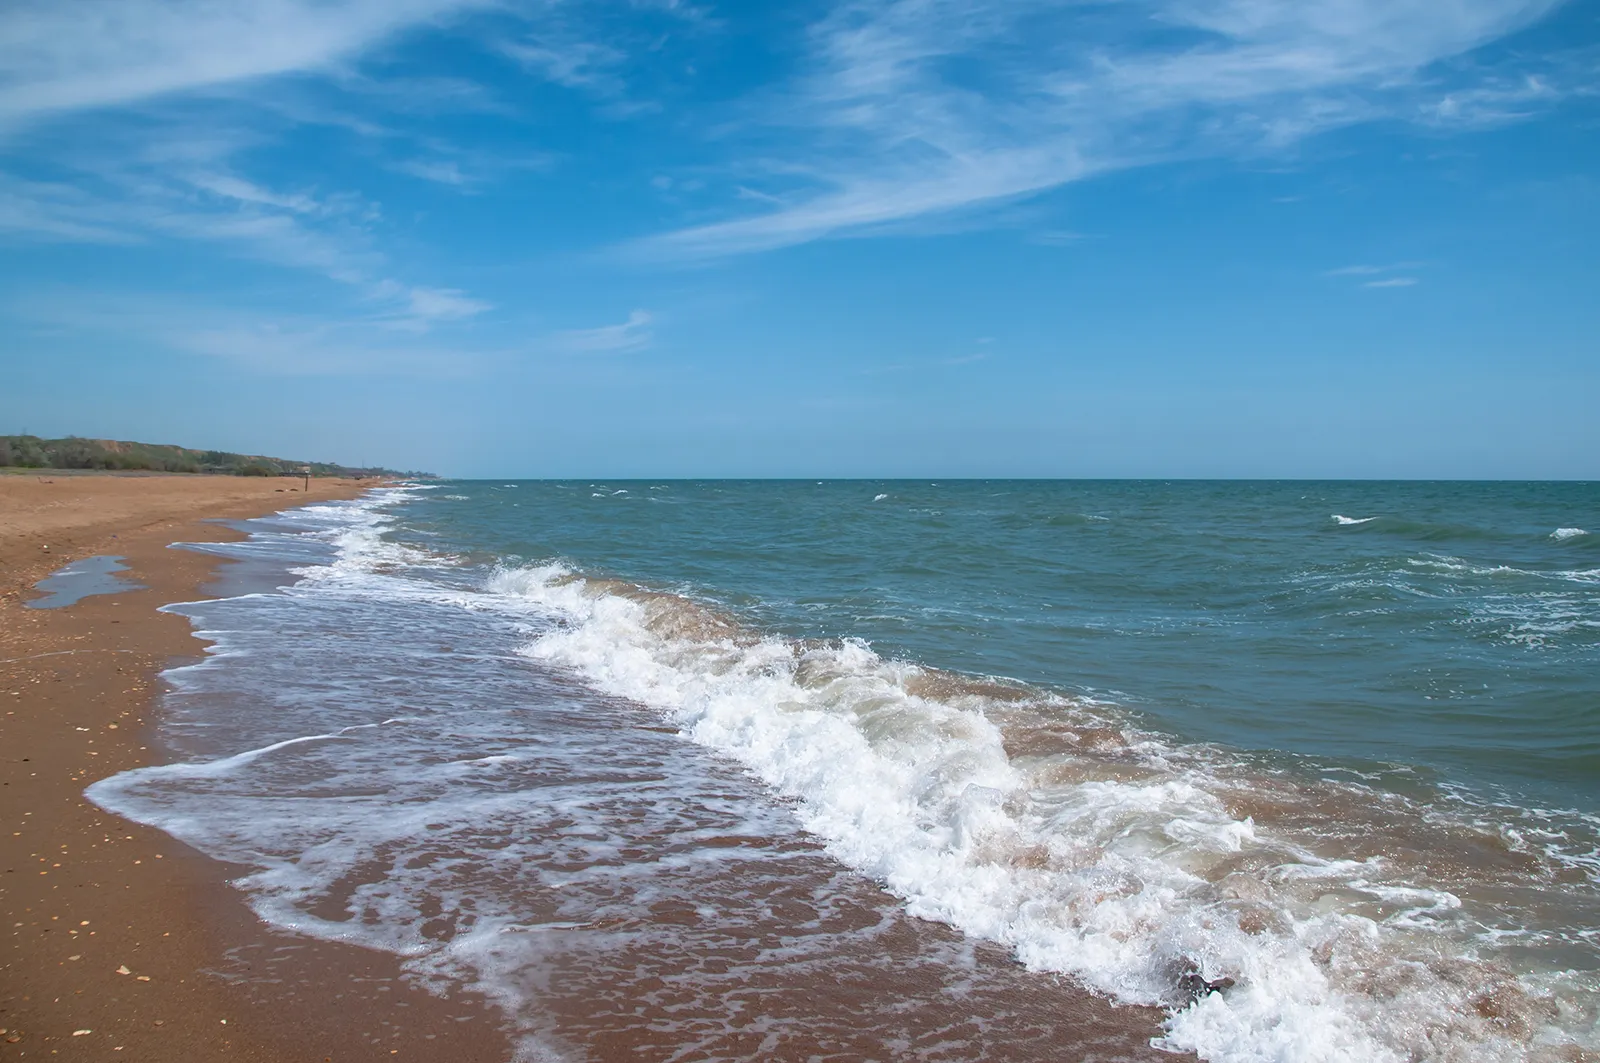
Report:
1408,555,1600,585
1553,528,1589,541
1324,515,1517,543
489,563,1600,1063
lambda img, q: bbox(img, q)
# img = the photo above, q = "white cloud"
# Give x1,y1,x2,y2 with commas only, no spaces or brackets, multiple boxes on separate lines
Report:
1325,262,1424,276
0,0,1582,283
138,173,388,286
552,310,654,354
6,287,650,376
392,145,552,189
395,286,494,328
184,172,332,216
0,176,142,242
0,140,489,333
1327,262,1425,288
1424,72,1565,126
501,37,629,94
329,72,515,117
396,158,475,186
174,322,477,375
5,288,485,375
0,0,494,128
637,0,1571,258
1029,229,1089,246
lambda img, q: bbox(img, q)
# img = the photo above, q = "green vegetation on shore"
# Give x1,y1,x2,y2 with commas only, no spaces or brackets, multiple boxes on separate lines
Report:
0,435,432,479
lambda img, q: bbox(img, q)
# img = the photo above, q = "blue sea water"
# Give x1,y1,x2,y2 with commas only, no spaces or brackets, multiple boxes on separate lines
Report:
405,479,1600,805
90,481,1600,1063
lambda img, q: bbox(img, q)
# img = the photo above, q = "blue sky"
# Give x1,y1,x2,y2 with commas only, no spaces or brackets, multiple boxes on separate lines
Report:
0,0,1595,477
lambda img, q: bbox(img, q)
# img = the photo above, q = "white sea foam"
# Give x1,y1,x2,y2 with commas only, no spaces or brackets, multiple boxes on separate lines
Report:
873,493,889,501
485,563,1599,1063
1408,554,1600,587
1332,515,1377,526
1553,528,1589,540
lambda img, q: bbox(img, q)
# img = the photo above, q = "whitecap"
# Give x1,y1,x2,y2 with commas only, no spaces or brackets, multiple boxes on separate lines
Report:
1332,515,1377,526
873,493,889,502
1552,528,1589,541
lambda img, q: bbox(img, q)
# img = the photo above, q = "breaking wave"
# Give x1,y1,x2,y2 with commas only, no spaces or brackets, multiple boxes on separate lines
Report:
487,563,1600,1063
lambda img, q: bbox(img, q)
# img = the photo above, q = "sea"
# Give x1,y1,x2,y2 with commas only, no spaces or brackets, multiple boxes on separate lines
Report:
88,480,1600,1062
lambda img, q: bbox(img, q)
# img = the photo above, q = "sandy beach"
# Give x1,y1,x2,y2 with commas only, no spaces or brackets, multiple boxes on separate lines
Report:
0,475,509,1061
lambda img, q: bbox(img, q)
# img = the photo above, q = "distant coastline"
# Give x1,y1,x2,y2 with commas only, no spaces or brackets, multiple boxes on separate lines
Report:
0,434,431,479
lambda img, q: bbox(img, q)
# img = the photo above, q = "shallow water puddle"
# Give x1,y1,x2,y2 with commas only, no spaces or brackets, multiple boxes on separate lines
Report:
26,555,146,609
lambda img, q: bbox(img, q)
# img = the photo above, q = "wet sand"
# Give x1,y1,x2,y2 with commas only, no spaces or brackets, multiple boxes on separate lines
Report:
0,475,509,1060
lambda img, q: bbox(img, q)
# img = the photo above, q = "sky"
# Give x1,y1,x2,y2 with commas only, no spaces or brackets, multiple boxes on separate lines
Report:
0,0,1596,478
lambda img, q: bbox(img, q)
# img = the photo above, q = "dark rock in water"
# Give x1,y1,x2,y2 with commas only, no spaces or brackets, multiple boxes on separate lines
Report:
1176,965,1236,1006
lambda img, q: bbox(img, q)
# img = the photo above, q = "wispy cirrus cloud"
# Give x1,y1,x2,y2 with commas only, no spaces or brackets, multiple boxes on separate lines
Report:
0,0,494,129
0,176,141,243
395,157,477,187
173,322,482,375
0,0,1585,311
502,37,630,95
1325,262,1425,276
1326,262,1424,288
174,306,649,373
0,161,497,335
8,287,639,375
5,288,475,375
552,310,654,354
389,285,495,329
390,141,553,190
0,1,525,335
637,0,1576,259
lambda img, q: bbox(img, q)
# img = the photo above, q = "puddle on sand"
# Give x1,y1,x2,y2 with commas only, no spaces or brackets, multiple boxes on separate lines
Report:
27,555,146,609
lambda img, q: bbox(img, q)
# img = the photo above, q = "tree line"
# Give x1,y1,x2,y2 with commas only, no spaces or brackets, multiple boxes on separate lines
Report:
0,435,431,478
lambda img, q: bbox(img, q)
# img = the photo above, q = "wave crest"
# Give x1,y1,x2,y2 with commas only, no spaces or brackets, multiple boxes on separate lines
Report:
486,563,1599,1063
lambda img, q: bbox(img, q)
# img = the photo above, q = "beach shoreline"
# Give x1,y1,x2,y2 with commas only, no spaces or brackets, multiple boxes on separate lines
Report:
1,475,510,1060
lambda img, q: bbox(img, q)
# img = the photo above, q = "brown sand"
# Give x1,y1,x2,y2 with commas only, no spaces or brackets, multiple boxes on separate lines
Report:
0,475,509,1061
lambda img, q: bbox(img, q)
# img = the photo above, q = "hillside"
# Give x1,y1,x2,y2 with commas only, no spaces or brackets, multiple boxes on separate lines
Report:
0,435,431,479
